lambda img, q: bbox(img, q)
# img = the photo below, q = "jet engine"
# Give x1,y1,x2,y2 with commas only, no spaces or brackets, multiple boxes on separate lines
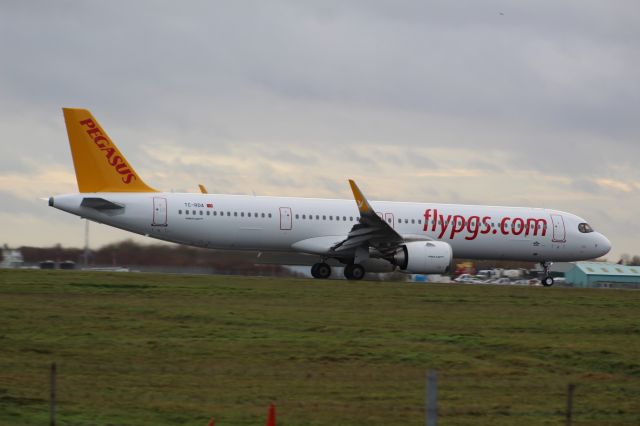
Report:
392,241,452,274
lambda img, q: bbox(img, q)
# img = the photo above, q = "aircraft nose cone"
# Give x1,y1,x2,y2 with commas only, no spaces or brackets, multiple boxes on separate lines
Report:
595,233,612,257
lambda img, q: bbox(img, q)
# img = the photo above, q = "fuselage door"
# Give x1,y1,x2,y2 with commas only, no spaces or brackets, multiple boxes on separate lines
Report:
152,197,168,226
551,214,566,242
279,207,292,230
384,212,395,229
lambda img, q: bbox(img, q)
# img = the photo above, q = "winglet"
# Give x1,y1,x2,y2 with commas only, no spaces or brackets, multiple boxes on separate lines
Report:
349,179,375,216
62,108,157,193
198,184,208,194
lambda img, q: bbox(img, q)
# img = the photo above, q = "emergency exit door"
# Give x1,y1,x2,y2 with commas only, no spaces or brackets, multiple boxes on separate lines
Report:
152,197,167,226
279,207,292,230
384,212,395,228
551,214,565,242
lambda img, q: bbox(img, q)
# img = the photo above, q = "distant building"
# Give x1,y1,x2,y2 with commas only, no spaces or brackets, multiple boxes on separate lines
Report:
1,247,24,268
565,262,640,289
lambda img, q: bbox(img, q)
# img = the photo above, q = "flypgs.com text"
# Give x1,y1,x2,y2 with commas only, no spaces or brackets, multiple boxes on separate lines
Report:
423,209,548,241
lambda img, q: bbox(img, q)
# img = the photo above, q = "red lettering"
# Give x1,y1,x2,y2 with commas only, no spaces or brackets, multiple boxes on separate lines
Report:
500,217,510,235
93,136,108,148
465,216,480,240
422,211,549,240
100,147,115,159
110,155,123,167
526,218,547,236
480,216,491,234
122,173,136,184
432,209,438,232
423,209,432,232
512,217,525,235
86,128,102,138
438,214,452,239
79,118,96,128
449,215,466,239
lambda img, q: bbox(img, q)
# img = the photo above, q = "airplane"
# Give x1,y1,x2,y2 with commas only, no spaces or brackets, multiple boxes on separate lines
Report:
49,108,612,285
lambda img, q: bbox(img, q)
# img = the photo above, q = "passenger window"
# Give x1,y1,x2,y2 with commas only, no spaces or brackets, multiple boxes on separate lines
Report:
336,216,340,221
241,212,244,217
343,216,346,221
234,212,237,217
350,216,353,221
213,211,217,216
200,211,203,216
206,211,210,216
398,218,402,224
192,210,196,215
404,219,408,224
178,210,182,214
316,215,320,220
247,212,251,217
323,215,326,220
295,214,299,219
227,212,231,216
261,213,265,218
268,213,272,218
411,219,415,224
185,210,189,215
329,216,333,220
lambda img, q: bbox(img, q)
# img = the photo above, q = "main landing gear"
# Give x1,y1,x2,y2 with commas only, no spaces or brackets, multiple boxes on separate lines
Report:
311,262,331,279
540,261,554,287
310,262,366,280
344,263,365,280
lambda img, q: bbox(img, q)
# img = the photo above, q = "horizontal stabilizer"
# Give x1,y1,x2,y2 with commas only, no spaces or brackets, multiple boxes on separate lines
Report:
81,197,124,210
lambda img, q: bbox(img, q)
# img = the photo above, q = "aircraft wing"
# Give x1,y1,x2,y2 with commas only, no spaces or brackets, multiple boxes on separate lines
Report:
331,180,406,256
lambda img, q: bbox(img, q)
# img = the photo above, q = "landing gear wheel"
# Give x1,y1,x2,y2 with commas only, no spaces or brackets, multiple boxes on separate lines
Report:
344,264,365,280
311,262,331,279
540,261,554,287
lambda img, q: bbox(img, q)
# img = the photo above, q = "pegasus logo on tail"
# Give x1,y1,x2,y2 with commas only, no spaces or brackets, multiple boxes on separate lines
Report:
78,118,137,184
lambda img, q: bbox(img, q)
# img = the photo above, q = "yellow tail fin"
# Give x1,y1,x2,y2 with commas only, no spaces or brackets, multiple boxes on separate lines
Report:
63,108,157,193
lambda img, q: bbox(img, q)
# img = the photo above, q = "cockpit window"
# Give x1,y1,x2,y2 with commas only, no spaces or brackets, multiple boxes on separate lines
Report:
578,223,594,233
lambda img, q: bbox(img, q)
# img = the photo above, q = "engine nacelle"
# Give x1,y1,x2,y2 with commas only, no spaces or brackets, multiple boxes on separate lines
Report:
393,241,452,274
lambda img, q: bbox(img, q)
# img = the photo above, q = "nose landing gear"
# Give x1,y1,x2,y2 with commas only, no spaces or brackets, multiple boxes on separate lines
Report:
541,261,554,287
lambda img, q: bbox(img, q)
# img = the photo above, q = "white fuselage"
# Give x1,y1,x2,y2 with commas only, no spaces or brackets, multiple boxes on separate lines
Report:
50,192,611,262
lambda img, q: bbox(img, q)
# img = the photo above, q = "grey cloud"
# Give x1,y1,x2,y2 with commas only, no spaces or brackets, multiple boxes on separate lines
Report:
0,1,639,258
570,179,601,194
0,191,40,215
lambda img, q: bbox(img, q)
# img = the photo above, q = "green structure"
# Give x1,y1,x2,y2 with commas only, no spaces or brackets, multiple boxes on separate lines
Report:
565,262,640,288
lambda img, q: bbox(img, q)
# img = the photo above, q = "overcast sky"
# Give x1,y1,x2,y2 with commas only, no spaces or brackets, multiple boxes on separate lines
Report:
1,1,638,260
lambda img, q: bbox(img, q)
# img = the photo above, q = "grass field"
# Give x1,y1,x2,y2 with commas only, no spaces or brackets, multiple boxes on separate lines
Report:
0,269,639,425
